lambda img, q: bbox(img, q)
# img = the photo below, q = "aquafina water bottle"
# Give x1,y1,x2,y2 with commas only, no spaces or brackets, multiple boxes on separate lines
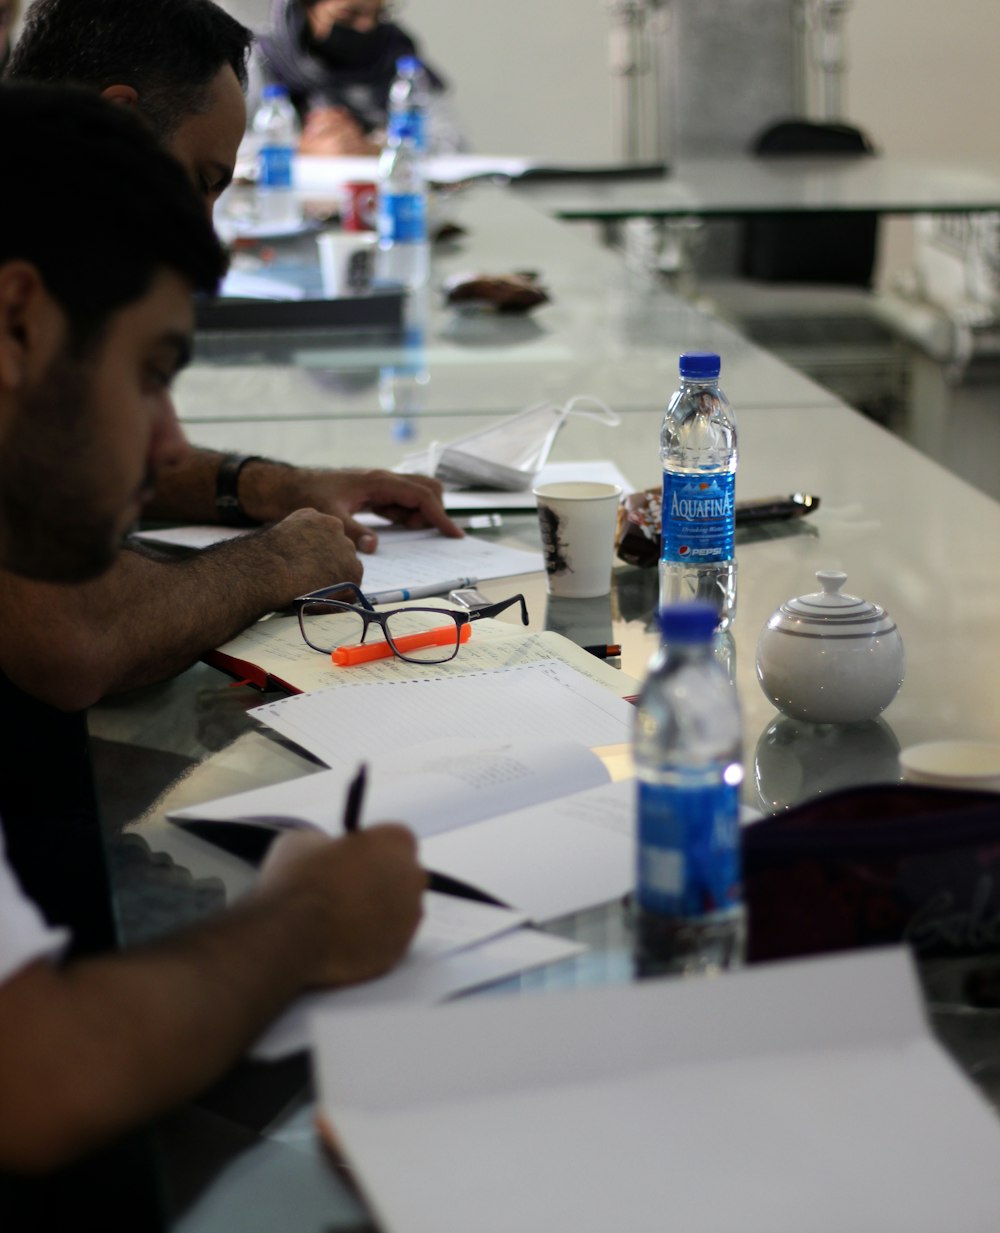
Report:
387,55,431,153
659,351,737,629
633,601,744,976
252,84,301,227
375,119,429,289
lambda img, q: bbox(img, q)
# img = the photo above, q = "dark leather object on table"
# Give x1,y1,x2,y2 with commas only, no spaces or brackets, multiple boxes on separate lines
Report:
444,271,550,313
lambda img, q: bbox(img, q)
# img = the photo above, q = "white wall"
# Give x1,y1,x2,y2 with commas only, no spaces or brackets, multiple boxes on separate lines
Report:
848,0,1000,284
401,0,614,161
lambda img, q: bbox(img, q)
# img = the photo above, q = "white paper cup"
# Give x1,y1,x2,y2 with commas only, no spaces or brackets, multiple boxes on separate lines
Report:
316,231,376,297
533,481,623,599
899,740,1000,792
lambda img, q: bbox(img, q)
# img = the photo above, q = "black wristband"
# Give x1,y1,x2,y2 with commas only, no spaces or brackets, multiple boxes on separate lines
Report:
215,454,265,527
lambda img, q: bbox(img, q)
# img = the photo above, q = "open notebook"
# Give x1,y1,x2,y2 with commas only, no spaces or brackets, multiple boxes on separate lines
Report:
203,604,640,697
313,948,1000,1233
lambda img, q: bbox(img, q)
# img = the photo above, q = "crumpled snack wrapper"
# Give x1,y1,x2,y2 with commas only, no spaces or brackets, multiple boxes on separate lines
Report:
615,486,662,567
443,270,549,313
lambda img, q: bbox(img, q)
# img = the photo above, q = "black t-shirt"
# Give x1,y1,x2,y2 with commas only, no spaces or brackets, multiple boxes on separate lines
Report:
0,671,166,1231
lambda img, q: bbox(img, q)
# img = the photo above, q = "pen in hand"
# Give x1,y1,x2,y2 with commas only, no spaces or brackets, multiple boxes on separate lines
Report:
342,762,368,834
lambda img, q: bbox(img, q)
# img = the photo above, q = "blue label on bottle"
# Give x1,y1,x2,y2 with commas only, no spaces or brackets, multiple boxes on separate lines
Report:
388,111,427,151
258,145,293,189
660,471,735,564
636,778,741,917
378,192,427,243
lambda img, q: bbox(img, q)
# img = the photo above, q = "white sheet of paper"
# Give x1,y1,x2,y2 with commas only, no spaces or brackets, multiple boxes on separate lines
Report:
420,777,634,922
293,154,533,193
218,268,308,300
253,921,582,1061
170,737,609,842
132,524,543,590
351,527,544,593
249,661,636,769
313,948,1000,1233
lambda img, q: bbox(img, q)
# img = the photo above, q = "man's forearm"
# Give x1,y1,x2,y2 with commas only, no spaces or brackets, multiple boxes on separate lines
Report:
0,886,331,1172
0,826,423,1175
143,446,255,523
0,530,340,710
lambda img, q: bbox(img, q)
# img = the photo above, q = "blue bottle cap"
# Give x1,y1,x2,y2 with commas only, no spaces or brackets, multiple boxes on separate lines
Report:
396,55,421,73
262,83,290,100
678,351,721,379
657,602,718,642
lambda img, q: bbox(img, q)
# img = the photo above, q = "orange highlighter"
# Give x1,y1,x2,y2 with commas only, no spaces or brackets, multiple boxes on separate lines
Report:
331,623,471,667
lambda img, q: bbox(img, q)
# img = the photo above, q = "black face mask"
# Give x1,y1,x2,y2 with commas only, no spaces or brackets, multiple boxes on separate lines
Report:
311,21,388,70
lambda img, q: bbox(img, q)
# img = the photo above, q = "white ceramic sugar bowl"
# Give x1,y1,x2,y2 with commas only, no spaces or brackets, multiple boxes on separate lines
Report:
755,571,905,724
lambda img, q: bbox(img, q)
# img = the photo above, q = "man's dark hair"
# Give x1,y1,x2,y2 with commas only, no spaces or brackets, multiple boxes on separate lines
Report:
6,0,252,138
0,83,227,348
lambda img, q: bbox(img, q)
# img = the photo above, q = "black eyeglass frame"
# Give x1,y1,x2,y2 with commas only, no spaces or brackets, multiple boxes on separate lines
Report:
292,581,529,664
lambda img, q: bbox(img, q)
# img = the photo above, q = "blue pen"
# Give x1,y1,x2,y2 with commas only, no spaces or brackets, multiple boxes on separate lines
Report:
365,577,478,605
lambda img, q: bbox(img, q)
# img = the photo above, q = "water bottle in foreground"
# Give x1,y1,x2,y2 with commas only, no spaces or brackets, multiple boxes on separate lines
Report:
633,602,745,977
375,120,429,289
252,84,301,227
659,351,738,629
387,55,431,152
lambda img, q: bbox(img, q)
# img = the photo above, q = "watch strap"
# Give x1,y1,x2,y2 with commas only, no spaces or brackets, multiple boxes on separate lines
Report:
215,454,264,527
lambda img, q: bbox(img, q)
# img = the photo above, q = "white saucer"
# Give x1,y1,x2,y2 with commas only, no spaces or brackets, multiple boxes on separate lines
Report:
898,740,1000,792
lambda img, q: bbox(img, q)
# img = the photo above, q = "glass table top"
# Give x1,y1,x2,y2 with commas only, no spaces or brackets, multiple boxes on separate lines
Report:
179,187,841,423
513,155,1000,220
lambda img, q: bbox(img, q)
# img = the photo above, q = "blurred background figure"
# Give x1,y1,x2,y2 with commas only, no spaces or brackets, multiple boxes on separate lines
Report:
252,0,463,155
0,0,20,73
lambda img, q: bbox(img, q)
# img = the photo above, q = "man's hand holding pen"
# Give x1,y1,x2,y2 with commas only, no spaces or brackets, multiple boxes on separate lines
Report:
257,803,426,988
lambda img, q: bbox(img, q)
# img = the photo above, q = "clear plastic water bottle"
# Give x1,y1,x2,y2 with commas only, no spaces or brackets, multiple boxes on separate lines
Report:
252,84,301,227
659,351,738,629
375,120,429,289
387,55,431,153
633,601,745,977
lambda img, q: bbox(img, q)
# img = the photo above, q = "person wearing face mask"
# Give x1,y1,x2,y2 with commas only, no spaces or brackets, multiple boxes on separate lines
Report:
252,0,464,156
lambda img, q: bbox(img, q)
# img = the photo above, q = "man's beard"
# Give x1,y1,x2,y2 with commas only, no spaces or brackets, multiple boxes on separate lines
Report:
0,348,133,584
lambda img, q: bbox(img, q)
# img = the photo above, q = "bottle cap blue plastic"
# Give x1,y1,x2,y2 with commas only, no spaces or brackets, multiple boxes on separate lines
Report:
657,602,718,642
678,351,721,380
262,84,289,99
396,55,421,73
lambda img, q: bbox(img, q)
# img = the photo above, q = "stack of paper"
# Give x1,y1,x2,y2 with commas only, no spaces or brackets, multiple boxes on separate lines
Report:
133,523,544,593
170,736,636,923
313,948,1000,1233
251,891,584,1061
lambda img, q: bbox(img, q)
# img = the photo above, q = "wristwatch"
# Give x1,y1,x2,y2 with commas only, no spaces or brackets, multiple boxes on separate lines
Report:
215,453,265,526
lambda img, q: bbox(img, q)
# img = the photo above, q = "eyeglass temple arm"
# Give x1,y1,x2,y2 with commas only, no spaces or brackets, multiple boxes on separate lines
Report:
467,595,529,626
298,581,375,611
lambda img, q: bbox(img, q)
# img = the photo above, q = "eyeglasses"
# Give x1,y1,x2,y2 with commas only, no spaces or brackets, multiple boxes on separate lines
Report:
293,582,529,665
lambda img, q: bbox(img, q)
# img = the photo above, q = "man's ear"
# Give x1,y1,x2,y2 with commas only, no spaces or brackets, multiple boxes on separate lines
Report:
100,83,140,108
0,262,55,392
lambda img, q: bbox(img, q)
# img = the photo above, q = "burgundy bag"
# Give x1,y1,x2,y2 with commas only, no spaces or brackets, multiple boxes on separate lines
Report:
743,783,1000,962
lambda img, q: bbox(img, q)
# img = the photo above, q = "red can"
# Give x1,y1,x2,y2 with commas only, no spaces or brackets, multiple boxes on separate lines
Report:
341,181,378,232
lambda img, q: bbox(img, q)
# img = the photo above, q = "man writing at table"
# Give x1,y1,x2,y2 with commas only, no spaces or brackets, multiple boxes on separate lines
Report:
0,83,426,1222
3,0,463,716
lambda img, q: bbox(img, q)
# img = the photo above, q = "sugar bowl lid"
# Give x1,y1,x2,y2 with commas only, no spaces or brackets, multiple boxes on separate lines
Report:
767,570,897,638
